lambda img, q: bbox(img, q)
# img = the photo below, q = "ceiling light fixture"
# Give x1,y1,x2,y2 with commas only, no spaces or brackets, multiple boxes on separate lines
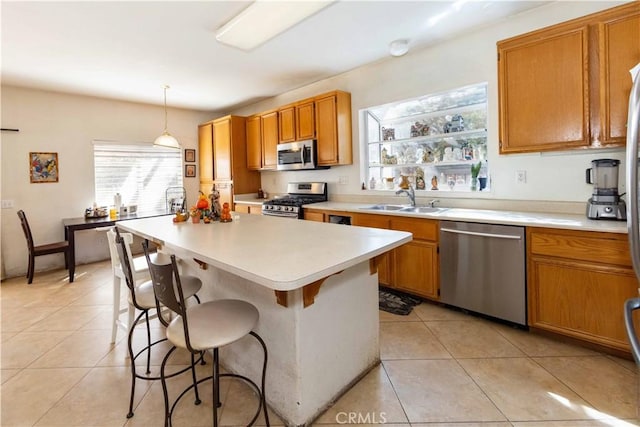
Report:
153,85,180,149
215,0,334,51
389,39,410,57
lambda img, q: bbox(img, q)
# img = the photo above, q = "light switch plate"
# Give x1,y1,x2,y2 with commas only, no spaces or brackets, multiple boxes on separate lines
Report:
1,200,15,209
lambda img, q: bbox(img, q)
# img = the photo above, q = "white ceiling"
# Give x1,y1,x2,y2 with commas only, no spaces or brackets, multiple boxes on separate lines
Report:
1,1,549,112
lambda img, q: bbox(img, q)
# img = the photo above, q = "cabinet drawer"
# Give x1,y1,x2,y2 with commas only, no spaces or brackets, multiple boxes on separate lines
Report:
390,217,438,241
528,228,631,267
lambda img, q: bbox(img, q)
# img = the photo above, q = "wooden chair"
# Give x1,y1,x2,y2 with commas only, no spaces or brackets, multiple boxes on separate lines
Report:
17,210,71,284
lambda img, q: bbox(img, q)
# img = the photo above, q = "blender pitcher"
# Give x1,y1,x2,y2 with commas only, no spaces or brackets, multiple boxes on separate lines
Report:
586,159,621,198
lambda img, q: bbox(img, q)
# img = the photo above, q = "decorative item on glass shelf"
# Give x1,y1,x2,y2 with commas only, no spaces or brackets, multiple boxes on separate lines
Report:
410,121,430,137
443,114,464,133
381,127,395,141
431,175,439,191
415,168,426,190
381,147,397,165
385,177,395,190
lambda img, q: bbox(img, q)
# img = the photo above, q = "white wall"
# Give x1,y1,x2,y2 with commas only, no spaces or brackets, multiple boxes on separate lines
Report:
232,1,629,208
0,86,212,279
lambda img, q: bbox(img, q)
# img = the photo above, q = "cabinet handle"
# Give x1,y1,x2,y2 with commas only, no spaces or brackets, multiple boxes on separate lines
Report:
440,227,522,240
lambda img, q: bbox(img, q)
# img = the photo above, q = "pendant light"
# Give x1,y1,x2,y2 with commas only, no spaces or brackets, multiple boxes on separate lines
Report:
153,85,180,149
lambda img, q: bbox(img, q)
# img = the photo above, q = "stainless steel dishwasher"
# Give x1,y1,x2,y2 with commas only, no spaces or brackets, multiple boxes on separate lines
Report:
439,221,526,325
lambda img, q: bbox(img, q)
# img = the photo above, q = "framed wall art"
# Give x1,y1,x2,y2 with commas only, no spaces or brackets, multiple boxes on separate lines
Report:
184,148,196,163
185,164,196,178
30,152,59,183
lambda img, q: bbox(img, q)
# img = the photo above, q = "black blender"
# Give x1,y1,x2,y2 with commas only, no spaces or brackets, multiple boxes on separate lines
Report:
586,158,626,220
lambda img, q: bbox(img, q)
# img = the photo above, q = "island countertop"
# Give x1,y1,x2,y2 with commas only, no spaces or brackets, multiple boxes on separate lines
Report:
116,213,411,291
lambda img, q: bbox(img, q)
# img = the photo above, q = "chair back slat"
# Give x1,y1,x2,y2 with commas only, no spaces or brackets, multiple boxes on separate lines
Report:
142,241,194,351
17,210,35,251
114,228,142,308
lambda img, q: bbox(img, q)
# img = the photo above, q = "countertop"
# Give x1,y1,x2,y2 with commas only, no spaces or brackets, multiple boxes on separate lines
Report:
116,214,411,291
303,201,629,234
234,193,270,206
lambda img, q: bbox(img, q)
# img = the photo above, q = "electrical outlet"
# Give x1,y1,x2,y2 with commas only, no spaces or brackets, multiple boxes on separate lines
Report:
516,170,527,184
1,199,14,209
338,176,348,185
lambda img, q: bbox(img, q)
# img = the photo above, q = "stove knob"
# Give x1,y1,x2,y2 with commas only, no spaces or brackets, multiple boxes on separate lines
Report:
277,206,282,211
286,207,291,211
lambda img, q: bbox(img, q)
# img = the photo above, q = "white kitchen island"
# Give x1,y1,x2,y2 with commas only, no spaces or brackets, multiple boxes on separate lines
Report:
117,214,411,426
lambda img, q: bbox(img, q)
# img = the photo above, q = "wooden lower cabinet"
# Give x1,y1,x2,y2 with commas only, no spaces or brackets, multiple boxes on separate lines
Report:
234,204,262,215
393,240,438,299
528,227,638,353
352,213,391,286
303,211,325,222
351,212,439,298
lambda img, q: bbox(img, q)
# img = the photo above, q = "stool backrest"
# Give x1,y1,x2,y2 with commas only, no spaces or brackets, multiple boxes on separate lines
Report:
142,241,195,352
17,210,35,251
114,227,144,309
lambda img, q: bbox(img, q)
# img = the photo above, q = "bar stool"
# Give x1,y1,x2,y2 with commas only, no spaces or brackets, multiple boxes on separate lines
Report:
105,228,150,343
142,241,269,427
114,228,203,419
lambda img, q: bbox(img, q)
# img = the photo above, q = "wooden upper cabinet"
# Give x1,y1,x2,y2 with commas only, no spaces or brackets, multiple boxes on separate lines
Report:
498,25,590,153
198,122,214,185
498,2,640,154
261,110,278,169
213,117,232,181
246,115,262,170
295,99,315,140
596,3,640,145
278,105,296,143
315,91,352,166
246,111,278,171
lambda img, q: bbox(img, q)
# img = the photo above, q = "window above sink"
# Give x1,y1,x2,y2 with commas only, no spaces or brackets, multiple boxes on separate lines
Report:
361,82,489,194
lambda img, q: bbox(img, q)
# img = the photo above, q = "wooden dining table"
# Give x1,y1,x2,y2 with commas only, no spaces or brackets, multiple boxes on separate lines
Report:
62,212,169,282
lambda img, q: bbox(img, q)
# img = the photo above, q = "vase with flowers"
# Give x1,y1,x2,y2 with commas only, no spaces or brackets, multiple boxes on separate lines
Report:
470,161,482,191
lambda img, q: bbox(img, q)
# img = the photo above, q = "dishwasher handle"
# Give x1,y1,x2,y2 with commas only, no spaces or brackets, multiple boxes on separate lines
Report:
440,227,522,240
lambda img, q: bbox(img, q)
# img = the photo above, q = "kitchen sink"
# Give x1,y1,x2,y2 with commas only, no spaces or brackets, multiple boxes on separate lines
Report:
360,204,447,214
361,204,409,211
399,206,447,213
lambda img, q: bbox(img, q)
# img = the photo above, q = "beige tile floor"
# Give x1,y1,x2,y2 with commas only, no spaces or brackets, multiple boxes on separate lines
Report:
2,260,640,426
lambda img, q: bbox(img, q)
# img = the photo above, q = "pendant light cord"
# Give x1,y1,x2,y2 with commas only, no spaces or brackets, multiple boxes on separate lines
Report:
163,85,169,133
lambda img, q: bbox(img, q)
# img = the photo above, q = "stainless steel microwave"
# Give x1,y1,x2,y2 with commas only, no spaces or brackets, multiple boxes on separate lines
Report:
277,140,324,171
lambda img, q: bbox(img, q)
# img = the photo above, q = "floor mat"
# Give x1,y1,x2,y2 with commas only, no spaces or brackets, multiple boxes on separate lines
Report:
379,287,422,315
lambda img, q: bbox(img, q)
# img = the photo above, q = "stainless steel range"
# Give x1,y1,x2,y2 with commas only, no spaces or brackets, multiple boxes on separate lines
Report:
262,182,327,219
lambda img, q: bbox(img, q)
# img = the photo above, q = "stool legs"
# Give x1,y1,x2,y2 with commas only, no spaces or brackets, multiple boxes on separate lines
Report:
110,275,121,343
127,309,147,419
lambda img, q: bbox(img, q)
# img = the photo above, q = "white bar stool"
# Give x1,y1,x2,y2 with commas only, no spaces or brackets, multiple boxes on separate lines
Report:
104,228,151,343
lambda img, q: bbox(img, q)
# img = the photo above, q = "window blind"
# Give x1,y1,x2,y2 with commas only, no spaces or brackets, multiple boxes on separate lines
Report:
93,142,183,214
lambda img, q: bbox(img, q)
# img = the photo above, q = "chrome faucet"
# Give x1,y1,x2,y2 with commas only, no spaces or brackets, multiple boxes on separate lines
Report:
428,199,440,208
395,186,416,207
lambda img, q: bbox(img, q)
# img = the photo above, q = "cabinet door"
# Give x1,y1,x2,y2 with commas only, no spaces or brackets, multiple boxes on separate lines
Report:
597,5,640,145
198,122,213,186
278,106,296,143
246,115,262,170
528,255,638,352
235,204,250,214
261,111,278,169
296,100,315,140
498,25,590,153
393,241,439,300
352,213,392,286
213,118,232,181
248,205,263,215
303,211,325,222
315,94,339,165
